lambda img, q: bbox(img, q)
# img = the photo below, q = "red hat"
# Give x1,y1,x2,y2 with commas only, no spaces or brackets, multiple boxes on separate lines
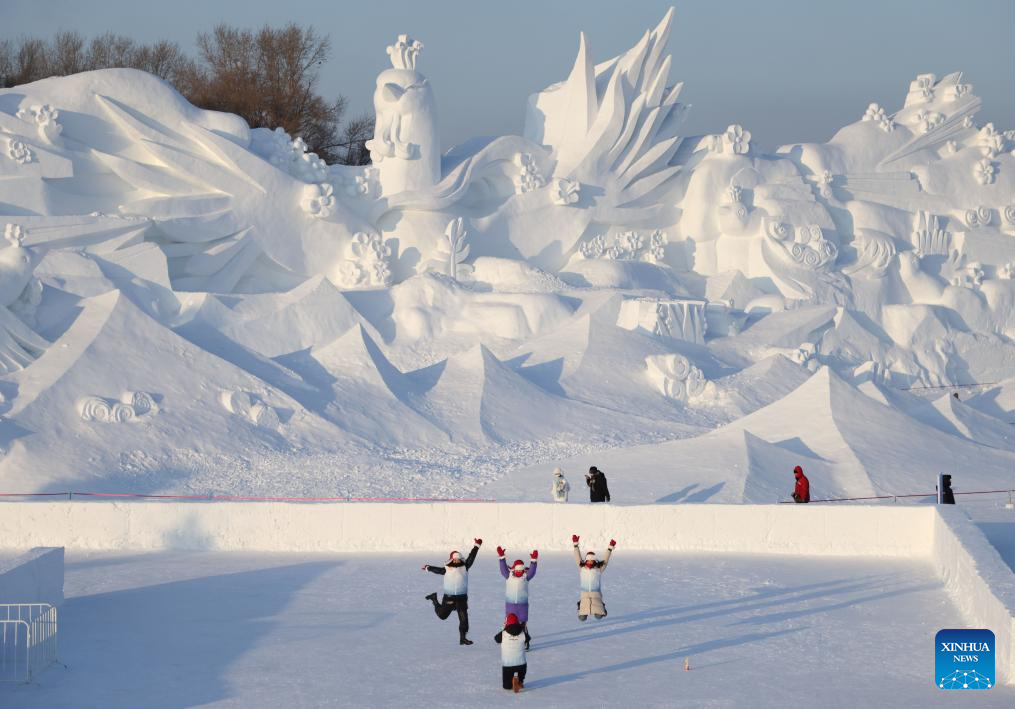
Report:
449,550,461,561
793,466,803,475
506,613,519,625
512,559,524,568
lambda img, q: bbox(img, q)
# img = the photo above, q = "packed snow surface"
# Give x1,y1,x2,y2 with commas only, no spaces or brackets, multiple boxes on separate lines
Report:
6,550,1013,708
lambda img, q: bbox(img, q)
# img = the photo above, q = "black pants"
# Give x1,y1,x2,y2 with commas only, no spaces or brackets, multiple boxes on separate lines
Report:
432,594,469,639
502,664,527,689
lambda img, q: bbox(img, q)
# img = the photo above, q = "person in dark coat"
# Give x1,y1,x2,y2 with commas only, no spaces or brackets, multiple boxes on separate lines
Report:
495,613,528,692
585,466,611,503
423,539,481,645
792,466,810,503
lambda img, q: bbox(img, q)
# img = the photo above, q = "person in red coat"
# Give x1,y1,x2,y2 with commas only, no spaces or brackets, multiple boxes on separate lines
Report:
792,466,810,503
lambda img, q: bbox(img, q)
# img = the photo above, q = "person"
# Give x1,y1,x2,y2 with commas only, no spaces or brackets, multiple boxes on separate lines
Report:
423,538,482,645
585,466,611,503
792,465,810,503
495,613,527,693
551,467,570,502
572,534,616,620
497,546,537,649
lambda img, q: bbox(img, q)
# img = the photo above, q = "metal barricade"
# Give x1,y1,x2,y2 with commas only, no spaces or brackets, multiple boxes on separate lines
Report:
0,604,58,682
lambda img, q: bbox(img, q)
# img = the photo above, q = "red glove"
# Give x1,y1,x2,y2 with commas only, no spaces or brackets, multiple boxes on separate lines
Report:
497,546,506,557
572,534,579,543
421,565,428,571
474,538,483,546
609,539,617,547
530,550,538,560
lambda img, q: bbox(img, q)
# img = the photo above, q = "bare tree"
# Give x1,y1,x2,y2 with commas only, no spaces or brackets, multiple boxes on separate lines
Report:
0,24,372,164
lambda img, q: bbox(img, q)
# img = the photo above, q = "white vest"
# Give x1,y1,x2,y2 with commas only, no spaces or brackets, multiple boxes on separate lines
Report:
552,477,569,502
579,565,602,593
443,564,468,596
505,572,529,604
500,631,527,666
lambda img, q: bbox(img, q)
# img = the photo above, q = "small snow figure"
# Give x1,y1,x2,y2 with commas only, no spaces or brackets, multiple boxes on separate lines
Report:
792,466,810,503
585,466,611,503
551,467,570,502
497,546,538,649
572,534,615,620
423,538,482,645
495,612,527,692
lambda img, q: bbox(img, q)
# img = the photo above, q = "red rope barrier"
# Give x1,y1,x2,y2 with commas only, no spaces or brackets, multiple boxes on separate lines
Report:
778,488,1015,504
0,491,498,503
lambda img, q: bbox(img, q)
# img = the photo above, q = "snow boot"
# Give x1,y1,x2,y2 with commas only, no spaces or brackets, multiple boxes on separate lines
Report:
425,592,438,603
512,676,522,693
460,634,473,646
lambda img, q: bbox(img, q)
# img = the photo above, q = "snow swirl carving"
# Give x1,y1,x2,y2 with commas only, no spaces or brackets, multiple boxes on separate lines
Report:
78,397,112,422
965,206,993,228
79,392,159,423
645,353,708,402
1004,205,1015,226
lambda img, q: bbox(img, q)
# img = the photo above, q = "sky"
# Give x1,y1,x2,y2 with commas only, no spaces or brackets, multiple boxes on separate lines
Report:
3,0,1014,151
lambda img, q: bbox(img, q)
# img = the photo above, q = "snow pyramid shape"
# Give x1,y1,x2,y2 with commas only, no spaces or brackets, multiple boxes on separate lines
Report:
713,305,837,363
817,308,894,366
189,276,367,357
481,427,835,504
417,343,676,445
931,393,1015,453
309,325,448,447
1,291,360,492
724,366,1015,496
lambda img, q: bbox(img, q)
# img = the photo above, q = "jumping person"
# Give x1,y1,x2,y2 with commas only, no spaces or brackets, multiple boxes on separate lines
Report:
495,613,528,693
551,467,570,502
572,534,616,620
585,466,611,503
497,546,538,648
423,538,482,645
792,465,810,503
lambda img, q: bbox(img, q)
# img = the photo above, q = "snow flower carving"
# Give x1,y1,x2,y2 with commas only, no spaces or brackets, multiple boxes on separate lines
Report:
973,159,997,186
978,124,1005,159
6,138,33,164
727,185,743,204
914,74,936,102
346,232,393,287
3,223,25,246
301,183,336,218
944,82,972,102
623,231,644,254
17,103,62,143
951,261,984,290
962,116,975,130
579,234,606,259
334,260,366,288
514,153,546,193
862,103,896,133
552,177,581,205
646,230,667,263
914,110,944,134
723,124,751,155
817,170,834,199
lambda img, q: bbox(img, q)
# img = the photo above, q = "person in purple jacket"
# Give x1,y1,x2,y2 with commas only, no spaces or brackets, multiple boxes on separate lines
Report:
497,546,537,649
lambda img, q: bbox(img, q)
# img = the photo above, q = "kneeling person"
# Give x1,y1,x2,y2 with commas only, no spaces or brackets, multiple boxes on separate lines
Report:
572,534,616,621
495,613,527,693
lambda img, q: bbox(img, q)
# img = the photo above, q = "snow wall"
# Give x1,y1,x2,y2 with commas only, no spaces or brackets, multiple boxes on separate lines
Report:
0,547,65,607
0,502,1012,683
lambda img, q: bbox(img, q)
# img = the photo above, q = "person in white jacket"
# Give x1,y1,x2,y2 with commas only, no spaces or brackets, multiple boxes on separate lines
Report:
571,534,616,620
494,613,528,692
551,467,570,502
423,539,481,645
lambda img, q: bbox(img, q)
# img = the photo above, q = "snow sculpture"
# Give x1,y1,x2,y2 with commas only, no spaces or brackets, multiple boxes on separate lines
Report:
301,183,336,218
365,34,440,195
15,104,62,144
0,223,47,373
552,178,581,206
76,394,155,423
6,138,33,164
965,207,992,228
911,212,950,257
722,125,751,155
618,296,707,344
645,353,708,402
513,153,545,193
219,389,281,430
791,343,820,372
861,103,895,133
843,230,896,278
973,159,997,185
433,217,471,281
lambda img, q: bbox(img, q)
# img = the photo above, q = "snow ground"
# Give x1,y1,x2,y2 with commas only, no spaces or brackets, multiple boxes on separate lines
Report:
4,551,1012,708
